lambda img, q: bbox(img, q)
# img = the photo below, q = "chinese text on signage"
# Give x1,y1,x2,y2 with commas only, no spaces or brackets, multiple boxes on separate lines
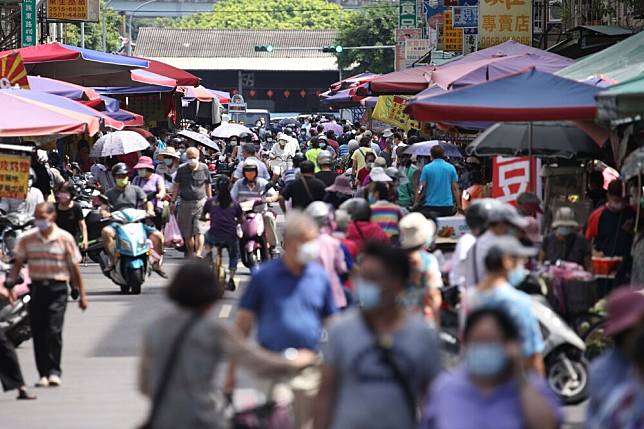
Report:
0,154,31,200
21,0,36,47
372,95,421,131
478,0,532,48
443,10,463,52
399,0,418,28
47,0,99,22
491,156,537,203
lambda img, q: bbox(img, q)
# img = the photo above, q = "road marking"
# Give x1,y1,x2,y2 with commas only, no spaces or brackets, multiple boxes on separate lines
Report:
219,304,232,319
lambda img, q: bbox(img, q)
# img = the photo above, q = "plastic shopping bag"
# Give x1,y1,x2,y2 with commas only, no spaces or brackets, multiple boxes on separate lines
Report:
164,214,184,247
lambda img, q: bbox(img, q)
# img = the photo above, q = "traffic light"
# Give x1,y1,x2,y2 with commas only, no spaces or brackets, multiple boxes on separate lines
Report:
254,45,274,52
322,45,343,53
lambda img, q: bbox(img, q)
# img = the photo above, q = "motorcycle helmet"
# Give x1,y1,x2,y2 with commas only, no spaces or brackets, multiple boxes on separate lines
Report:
317,151,332,166
339,197,371,222
306,201,333,227
111,162,129,177
292,152,305,168
238,132,252,143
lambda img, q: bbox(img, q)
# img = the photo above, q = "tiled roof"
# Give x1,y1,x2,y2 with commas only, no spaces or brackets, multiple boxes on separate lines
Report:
135,28,339,59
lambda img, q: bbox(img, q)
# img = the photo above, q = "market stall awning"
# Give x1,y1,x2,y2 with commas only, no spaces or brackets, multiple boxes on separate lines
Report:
556,31,644,83
27,75,101,101
320,88,361,109
0,43,148,86
179,85,230,103
596,74,644,121
131,69,177,87
329,72,379,92
406,68,601,122
138,58,200,86
367,40,566,95
93,85,175,95
0,88,100,137
432,52,573,89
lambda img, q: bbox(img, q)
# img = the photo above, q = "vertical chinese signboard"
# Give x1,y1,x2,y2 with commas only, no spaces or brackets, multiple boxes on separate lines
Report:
395,28,422,71
491,156,538,204
399,0,418,28
0,154,31,200
21,0,36,47
443,10,463,52
478,0,532,49
405,38,431,68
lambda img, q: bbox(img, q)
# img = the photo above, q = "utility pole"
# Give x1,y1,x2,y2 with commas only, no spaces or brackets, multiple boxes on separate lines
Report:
102,0,115,52
80,22,85,48
127,0,157,56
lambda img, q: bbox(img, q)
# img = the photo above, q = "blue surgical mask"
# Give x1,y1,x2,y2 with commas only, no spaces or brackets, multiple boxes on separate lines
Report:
356,278,381,310
464,343,508,379
320,143,327,149
508,265,527,287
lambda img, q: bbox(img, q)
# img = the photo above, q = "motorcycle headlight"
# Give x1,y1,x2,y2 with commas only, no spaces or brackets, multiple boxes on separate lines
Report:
119,240,133,253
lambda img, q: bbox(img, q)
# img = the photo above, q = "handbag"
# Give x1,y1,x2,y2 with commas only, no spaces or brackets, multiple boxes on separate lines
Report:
140,313,200,429
164,214,183,247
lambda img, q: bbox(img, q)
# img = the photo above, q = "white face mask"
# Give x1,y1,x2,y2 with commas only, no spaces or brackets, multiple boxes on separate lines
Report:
187,158,199,167
296,240,319,265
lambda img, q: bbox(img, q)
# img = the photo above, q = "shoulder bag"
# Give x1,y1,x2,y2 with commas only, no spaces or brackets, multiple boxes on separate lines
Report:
140,313,200,429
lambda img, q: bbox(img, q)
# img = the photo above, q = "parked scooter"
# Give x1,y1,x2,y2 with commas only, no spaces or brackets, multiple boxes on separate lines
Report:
439,281,588,405
0,262,31,347
0,213,34,260
99,209,152,295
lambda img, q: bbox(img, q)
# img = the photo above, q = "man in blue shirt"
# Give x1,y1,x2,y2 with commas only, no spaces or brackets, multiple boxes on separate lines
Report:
415,145,461,217
225,211,337,420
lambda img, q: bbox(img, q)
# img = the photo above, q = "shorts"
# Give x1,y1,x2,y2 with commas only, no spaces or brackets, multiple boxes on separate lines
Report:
205,234,240,270
176,199,208,240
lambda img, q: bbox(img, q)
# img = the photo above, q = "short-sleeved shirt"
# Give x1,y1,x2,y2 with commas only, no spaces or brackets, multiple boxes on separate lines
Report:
174,162,210,201
370,200,404,239
315,170,337,188
14,226,81,282
419,159,458,207
232,157,271,181
280,176,327,210
467,283,545,357
203,197,242,242
351,147,374,172
133,173,164,206
106,185,147,211
541,232,591,266
420,368,561,429
239,259,337,352
323,309,441,429
55,202,83,238
585,206,635,257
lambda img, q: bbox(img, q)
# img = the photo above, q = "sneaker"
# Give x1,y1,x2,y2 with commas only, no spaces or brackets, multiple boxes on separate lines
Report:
34,377,49,388
227,278,236,292
48,375,61,387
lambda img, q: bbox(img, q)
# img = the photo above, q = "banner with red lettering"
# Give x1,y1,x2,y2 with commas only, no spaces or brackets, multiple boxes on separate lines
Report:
491,156,538,204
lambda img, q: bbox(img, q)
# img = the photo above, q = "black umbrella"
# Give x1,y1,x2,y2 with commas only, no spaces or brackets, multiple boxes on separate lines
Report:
467,122,602,159
177,130,221,152
278,118,299,127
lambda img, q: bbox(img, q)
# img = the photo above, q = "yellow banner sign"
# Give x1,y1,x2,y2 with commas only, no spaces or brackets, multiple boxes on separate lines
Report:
0,154,31,200
443,11,463,53
372,96,420,131
478,0,532,48
47,0,99,22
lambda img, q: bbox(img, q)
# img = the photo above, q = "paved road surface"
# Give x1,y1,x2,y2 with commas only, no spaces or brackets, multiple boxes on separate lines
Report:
0,253,587,428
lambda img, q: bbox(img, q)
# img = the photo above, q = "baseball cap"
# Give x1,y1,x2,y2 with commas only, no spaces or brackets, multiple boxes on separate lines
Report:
488,235,538,258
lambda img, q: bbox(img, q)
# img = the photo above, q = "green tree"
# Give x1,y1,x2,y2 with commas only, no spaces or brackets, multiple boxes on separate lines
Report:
63,0,123,52
170,0,346,30
335,3,397,74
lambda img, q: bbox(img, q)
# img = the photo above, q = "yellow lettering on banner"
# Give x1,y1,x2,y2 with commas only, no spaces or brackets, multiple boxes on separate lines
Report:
482,15,496,32
499,15,512,31
505,0,526,9
0,154,30,200
515,14,530,32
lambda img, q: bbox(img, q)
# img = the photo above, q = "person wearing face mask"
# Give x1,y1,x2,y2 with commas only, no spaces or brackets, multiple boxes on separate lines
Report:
225,212,337,427
101,163,167,278
268,134,294,180
156,147,180,190
466,237,545,375
395,147,419,209
539,206,591,270
226,136,240,162
355,151,377,187
171,147,212,258
314,243,440,429
8,202,88,388
419,308,560,429
464,202,529,289
0,168,44,219
368,180,403,242
54,182,88,252
306,137,324,173
232,143,270,181
132,156,166,231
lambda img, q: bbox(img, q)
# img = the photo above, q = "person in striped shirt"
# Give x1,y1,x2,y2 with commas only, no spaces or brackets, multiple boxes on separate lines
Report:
368,181,404,244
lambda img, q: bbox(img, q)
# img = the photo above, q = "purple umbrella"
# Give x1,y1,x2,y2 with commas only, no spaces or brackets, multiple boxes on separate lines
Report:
321,121,343,136
404,140,463,158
